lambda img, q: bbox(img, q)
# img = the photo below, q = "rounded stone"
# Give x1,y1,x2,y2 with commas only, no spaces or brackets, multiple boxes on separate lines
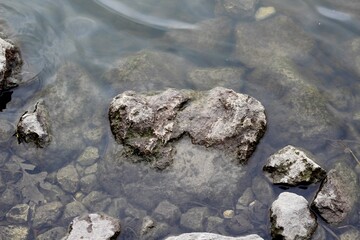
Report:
6,204,29,223
77,147,99,167
223,210,235,219
255,6,276,21
57,164,79,193
33,201,63,228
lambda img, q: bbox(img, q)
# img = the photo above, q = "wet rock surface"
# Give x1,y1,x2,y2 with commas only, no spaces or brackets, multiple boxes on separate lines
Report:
109,87,266,168
0,36,22,91
56,164,79,193
6,203,29,224
311,162,359,224
270,192,317,240
33,201,63,228
263,145,326,186
16,100,51,148
165,233,264,240
0,225,29,240
62,213,121,240
215,0,259,19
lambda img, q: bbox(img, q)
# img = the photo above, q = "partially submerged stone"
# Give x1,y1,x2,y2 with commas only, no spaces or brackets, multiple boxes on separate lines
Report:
16,100,51,148
270,192,317,240
63,213,121,240
109,87,266,168
311,162,358,224
165,233,264,240
263,145,326,186
0,37,22,91
215,0,259,19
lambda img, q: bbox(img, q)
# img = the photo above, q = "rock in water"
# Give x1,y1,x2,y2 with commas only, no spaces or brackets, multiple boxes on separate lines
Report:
263,145,326,186
0,37,22,91
165,233,264,240
16,100,51,148
108,87,266,168
311,162,358,224
270,192,317,240
63,213,121,240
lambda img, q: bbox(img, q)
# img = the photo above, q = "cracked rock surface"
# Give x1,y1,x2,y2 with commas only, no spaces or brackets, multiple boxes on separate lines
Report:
0,37,22,91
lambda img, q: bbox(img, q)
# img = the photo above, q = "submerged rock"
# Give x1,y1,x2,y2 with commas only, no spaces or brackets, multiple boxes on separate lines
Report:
311,162,358,224
0,37,22,91
165,233,264,240
6,203,29,224
214,0,259,19
263,145,326,186
16,100,51,148
33,201,63,228
0,225,29,240
63,213,121,240
180,207,209,231
270,192,317,240
109,87,266,168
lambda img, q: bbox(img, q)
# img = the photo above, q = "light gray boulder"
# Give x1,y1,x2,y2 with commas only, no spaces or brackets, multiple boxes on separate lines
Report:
0,37,22,91
62,213,121,240
165,233,264,240
311,162,358,224
271,192,317,240
16,100,51,148
263,145,326,186
109,87,266,169
215,0,259,19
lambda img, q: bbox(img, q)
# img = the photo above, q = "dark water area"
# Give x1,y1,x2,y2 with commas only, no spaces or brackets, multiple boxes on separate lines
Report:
0,0,360,239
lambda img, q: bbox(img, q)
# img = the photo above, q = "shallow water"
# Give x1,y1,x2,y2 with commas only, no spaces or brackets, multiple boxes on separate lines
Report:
0,0,360,239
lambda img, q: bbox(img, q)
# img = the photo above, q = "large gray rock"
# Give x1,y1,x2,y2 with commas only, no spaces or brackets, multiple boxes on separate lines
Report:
16,100,51,148
234,14,314,67
270,192,317,240
165,233,264,240
263,145,326,186
62,213,121,240
311,162,358,224
0,37,22,91
109,87,266,169
102,49,192,92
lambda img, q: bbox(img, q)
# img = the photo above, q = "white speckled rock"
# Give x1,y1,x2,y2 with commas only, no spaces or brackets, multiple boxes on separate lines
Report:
0,37,22,90
165,233,264,240
62,213,121,240
270,192,317,240
263,145,326,186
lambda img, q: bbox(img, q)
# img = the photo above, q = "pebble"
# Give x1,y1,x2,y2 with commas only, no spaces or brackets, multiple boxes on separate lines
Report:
255,6,276,21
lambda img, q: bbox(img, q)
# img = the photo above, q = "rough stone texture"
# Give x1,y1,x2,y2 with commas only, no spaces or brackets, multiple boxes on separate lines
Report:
236,188,255,210
0,225,29,240
33,201,63,228
153,200,181,224
16,100,51,148
0,37,22,91
164,17,233,56
82,191,112,212
165,233,264,240
63,213,121,240
0,119,15,143
80,174,99,194
270,192,317,240
311,162,358,224
263,145,326,186
187,67,245,91
234,14,314,67
180,207,209,231
227,214,254,234
77,146,99,167
140,216,170,240
57,164,79,193
109,87,266,168
6,203,29,223
62,201,88,223
36,227,67,240
215,0,259,19
102,49,192,92
340,228,360,240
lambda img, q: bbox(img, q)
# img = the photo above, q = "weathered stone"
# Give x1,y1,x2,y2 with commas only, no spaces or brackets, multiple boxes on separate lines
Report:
215,0,259,19
6,203,29,223
0,187,21,218
63,213,121,240
164,17,232,56
82,191,111,212
109,87,266,168
0,119,14,143
271,192,317,240
206,216,224,232
36,227,67,240
165,233,264,240
263,145,326,186
0,37,22,91
340,228,360,240
33,201,63,228
234,15,314,67
84,163,98,175
140,216,170,240
103,49,192,92
251,176,274,204
0,225,29,240
311,162,358,224
227,214,254,234
153,200,181,224
187,67,245,91
236,188,255,210
62,201,88,223
255,6,276,21
80,174,99,194
16,100,51,148
106,197,128,218
77,147,99,167
223,209,235,219
180,207,209,231
57,164,79,193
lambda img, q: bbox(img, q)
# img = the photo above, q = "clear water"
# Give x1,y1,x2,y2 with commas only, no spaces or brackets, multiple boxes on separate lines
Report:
0,0,359,239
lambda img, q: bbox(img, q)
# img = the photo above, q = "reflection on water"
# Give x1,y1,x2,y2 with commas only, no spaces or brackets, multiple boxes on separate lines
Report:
0,0,359,239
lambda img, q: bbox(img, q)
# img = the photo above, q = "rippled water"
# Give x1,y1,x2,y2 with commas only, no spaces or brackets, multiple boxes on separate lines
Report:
0,0,359,239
